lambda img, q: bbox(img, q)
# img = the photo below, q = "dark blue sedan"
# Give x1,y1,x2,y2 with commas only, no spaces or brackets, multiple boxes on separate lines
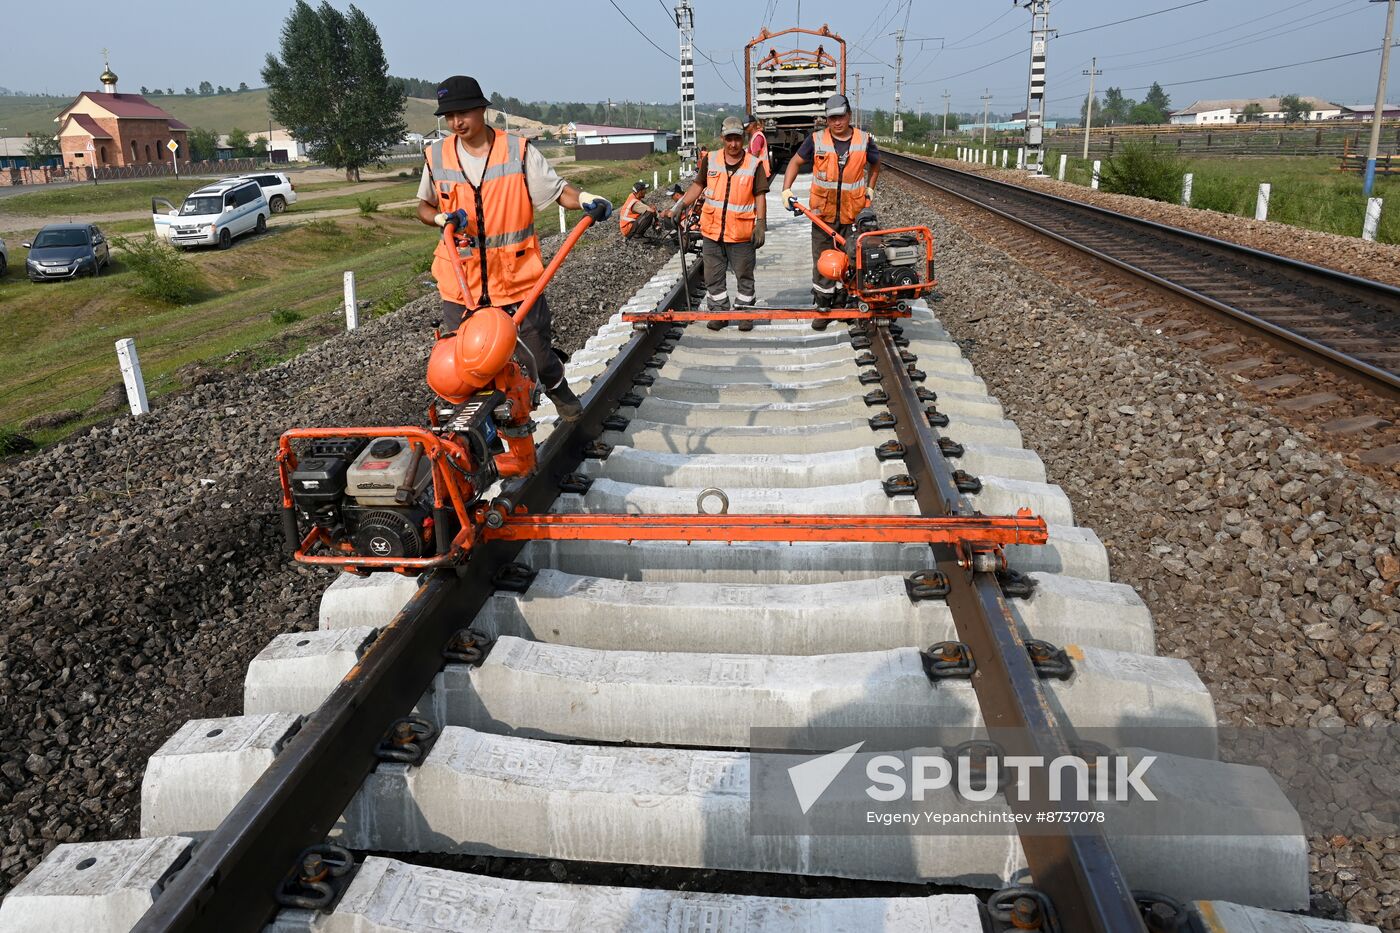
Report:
23,223,111,282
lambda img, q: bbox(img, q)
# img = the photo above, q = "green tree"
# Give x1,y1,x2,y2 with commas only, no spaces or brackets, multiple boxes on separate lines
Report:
149,88,164,96
238,81,249,92
23,134,59,164
184,87,194,96
262,1,407,181
1279,94,1307,122
167,87,174,96
198,80,214,95
1128,101,1165,125
227,127,253,157
187,126,219,162
1143,82,1171,119
1081,93,1102,126
1100,87,1134,126
1240,102,1264,123
140,85,150,95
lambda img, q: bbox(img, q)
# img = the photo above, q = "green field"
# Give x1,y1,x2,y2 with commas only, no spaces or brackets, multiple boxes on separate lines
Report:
902,142,1400,245
0,90,446,137
0,151,682,447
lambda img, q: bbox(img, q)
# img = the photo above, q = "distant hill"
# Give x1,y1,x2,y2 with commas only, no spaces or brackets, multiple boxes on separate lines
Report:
0,89,446,137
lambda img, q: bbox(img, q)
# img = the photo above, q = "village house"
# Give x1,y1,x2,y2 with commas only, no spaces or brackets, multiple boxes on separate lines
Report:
55,61,189,170
1169,97,1342,125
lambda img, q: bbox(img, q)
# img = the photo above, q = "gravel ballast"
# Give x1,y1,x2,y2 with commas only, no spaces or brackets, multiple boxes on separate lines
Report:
915,153,1400,287
878,175,1400,930
0,223,675,896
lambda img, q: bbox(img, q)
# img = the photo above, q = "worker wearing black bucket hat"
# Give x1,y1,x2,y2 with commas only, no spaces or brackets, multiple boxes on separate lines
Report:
417,75,612,422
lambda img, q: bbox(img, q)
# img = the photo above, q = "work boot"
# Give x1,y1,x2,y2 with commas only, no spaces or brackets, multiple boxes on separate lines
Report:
811,290,834,331
547,381,583,423
734,297,756,331
705,297,730,331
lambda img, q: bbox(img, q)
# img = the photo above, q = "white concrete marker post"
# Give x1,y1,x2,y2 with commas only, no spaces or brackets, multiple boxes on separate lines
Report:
344,271,359,331
115,339,149,417
653,170,658,189
1182,173,1194,206
1091,160,1101,190
668,169,672,183
1255,183,1271,222
1057,153,1067,181
1001,149,1008,168
1017,148,1025,170
1363,197,1383,241
559,205,566,233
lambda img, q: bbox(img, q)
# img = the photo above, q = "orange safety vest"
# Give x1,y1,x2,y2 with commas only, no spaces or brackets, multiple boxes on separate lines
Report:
809,127,869,224
427,131,542,310
698,151,760,244
619,192,645,237
749,129,771,176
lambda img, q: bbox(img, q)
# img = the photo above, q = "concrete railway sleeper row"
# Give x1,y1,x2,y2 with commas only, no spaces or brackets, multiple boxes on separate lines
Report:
0,183,1377,932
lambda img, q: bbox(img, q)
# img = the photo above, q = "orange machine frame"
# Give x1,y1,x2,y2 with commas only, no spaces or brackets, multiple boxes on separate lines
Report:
745,24,847,117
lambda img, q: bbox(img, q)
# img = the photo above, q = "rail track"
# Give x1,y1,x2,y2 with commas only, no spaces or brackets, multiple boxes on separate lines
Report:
881,151,1400,402
0,183,1378,933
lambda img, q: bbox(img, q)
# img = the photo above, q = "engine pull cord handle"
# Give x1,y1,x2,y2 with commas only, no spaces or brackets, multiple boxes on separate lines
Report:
788,196,845,246
513,204,605,327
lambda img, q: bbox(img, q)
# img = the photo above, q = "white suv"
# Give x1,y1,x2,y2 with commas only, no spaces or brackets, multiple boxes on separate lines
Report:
153,178,269,249
239,172,298,213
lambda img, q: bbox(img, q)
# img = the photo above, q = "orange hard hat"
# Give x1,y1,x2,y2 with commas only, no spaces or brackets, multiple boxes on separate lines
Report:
425,307,519,402
817,248,849,282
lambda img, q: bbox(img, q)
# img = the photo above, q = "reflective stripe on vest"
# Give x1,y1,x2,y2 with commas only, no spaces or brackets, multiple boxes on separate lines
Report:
809,128,869,224
699,152,759,243
427,132,542,309
620,192,643,236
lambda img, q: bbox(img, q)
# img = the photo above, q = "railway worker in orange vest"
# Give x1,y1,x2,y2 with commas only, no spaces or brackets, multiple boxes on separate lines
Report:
746,112,770,176
415,75,613,421
619,180,660,241
666,116,770,331
781,93,882,330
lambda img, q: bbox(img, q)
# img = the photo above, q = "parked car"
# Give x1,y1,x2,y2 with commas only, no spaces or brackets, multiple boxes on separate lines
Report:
237,171,298,213
0,236,8,277
152,178,269,250
23,223,110,281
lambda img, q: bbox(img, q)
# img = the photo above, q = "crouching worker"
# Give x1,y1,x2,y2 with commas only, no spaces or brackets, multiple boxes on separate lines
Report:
416,75,613,422
620,180,662,241
666,116,769,331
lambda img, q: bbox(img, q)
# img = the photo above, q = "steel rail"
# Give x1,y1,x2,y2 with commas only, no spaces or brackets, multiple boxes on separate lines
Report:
131,268,698,933
882,151,1400,399
867,322,1147,933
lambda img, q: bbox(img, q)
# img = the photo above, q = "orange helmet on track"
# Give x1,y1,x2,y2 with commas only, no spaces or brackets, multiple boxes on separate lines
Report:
426,307,519,402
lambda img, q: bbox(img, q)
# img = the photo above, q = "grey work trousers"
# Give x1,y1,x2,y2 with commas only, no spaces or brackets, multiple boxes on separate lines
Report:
811,220,853,294
441,295,565,392
700,237,757,309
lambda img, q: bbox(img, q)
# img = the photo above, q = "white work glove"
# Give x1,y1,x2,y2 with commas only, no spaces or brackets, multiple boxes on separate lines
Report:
578,191,613,221
434,209,467,228
866,188,876,204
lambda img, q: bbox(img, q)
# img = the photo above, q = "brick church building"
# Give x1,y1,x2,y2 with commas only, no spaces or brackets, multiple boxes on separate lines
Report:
57,62,189,170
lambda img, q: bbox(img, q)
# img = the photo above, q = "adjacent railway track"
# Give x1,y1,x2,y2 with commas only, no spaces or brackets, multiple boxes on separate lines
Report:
0,184,1374,933
881,151,1400,402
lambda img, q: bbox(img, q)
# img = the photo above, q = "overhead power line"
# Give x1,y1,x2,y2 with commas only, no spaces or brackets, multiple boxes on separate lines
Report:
606,0,677,61
1056,0,1211,40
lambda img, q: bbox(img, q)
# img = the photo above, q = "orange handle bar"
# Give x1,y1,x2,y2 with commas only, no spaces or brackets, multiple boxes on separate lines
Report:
514,210,597,326
788,196,844,245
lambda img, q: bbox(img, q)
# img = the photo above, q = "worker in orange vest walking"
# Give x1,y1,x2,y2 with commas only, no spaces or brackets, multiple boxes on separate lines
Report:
415,75,613,421
781,93,881,330
667,116,770,331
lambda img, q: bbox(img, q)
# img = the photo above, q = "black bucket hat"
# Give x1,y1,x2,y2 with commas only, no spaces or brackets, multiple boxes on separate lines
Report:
435,75,491,116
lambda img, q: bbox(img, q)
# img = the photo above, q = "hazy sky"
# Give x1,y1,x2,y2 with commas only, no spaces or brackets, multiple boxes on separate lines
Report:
4,0,1395,117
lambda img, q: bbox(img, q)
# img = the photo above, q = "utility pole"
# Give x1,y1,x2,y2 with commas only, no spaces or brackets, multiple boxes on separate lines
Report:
981,89,993,146
1017,0,1051,175
1365,0,1397,195
942,90,951,137
675,0,697,175
853,71,862,128
1082,57,1101,160
893,29,905,140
